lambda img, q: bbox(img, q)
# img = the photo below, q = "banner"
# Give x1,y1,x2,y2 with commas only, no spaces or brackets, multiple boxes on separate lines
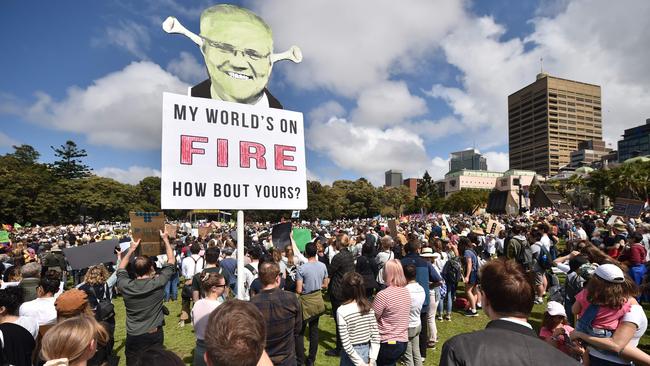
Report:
129,212,165,257
611,198,644,217
272,222,292,251
161,93,307,210
63,239,119,270
292,228,311,252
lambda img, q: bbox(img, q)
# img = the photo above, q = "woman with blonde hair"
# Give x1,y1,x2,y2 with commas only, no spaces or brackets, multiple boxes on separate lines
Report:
373,259,411,366
78,264,115,361
41,315,109,366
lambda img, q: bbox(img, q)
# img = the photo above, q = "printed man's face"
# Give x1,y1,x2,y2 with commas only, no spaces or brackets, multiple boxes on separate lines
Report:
201,14,273,104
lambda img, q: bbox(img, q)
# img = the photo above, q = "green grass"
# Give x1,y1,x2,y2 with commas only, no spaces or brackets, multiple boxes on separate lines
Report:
111,284,650,366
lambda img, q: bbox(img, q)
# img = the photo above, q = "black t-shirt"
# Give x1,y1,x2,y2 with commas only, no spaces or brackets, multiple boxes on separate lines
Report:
0,322,35,366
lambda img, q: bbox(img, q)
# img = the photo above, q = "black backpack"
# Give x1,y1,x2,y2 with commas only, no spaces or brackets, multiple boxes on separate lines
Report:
535,243,554,270
512,237,534,272
442,256,463,284
88,284,115,322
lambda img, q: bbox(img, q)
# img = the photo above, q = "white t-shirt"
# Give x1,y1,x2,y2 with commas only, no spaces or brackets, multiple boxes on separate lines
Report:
540,234,552,251
588,304,648,363
14,316,39,339
19,297,57,326
405,282,426,328
181,254,205,278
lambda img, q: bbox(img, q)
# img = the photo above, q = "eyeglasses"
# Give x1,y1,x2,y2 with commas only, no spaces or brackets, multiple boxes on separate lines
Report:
214,284,227,288
200,35,270,61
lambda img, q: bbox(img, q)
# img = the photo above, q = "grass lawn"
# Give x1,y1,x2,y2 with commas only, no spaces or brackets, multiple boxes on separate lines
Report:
110,282,650,366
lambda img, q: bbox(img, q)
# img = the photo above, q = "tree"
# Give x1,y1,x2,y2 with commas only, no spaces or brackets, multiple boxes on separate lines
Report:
9,144,40,165
441,189,489,214
137,176,162,211
50,140,92,179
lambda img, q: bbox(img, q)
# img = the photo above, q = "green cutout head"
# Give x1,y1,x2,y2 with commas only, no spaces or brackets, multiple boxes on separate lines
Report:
200,5,273,104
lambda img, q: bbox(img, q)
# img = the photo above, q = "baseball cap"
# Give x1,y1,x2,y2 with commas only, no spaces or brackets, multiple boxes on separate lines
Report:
546,301,566,317
594,263,625,283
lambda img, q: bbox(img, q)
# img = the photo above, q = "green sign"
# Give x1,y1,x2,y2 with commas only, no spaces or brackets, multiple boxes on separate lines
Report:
292,228,312,252
0,230,9,243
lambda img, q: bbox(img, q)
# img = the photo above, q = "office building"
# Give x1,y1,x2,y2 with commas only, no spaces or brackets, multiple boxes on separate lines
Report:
618,118,650,162
403,178,419,196
449,149,487,173
385,170,403,187
509,72,602,177
569,139,611,168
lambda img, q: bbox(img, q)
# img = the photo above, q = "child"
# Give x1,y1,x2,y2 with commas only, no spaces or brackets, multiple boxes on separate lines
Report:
572,264,637,339
539,301,586,362
337,272,380,366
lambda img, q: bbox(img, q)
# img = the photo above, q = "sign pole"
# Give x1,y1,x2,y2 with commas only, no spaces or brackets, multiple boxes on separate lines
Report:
236,210,245,300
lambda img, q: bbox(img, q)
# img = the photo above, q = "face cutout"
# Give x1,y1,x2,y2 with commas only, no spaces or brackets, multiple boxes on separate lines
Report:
201,14,273,104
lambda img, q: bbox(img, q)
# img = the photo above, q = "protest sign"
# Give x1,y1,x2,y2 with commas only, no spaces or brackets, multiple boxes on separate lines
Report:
0,230,8,243
486,220,499,235
165,224,178,238
198,226,211,239
611,198,644,217
129,212,165,257
292,228,311,251
272,222,292,251
63,239,119,270
388,219,398,236
442,214,452,233
607,215,619,227
160,93,307,210
291,210,300,219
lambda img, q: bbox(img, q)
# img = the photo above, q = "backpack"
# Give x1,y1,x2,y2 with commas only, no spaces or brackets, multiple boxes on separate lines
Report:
512,237,534,272
534,243,554,270
442,256,463,284
88,284,115,322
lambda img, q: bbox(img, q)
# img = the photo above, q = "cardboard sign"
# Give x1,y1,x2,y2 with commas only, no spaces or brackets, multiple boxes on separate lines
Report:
129,212,165,257
63,239,119,270
486,220,499,235
388,219,398,237
165,224,178,238
272,222,292,251
292,228,311,252
160,93,307,210
0,230,8,243
198,226,211,239
611,198,644,217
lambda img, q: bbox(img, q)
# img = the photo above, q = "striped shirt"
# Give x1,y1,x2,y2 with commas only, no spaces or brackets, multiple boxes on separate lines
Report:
373,286,411,342
337,302,380,365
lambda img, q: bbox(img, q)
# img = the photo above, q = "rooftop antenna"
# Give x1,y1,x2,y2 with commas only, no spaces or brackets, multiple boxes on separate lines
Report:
540,57,544,73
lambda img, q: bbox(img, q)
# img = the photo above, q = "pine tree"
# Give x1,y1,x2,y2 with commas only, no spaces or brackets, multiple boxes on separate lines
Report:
50,140,92,179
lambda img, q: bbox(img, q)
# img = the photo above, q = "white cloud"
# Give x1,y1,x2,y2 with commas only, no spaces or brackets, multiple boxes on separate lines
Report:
0,132,17,148
93,20,151,60
166,51,206,85
483,151,509,172
427,157,450,180
350,81,427,128
253,0,465,98
96,165,161,185
306,116,430,185
21,61,188,150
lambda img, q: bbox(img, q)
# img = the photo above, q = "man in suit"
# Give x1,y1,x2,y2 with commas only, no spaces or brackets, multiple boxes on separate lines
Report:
192,4,283,109
439,259,580,366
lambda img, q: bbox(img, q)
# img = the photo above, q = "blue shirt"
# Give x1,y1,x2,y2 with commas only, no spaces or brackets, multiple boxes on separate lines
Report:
401,253,443,312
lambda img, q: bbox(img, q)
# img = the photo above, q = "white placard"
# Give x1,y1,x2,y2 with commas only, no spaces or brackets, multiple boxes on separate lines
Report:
161,93,307,210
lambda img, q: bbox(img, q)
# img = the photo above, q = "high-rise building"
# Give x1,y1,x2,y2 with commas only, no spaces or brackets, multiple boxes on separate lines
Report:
618,118,650,162
508,72,602,177
385,170,403,187
569,139,611,168
449,149,487,173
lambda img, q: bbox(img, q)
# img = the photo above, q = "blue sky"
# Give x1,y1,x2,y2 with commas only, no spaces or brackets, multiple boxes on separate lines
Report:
1,0,649,185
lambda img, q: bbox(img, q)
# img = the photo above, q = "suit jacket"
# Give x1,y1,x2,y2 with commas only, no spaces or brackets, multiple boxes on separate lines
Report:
190,79,283,109
440,319,580,366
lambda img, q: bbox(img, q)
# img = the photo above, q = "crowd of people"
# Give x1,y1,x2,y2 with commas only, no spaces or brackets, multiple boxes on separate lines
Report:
0,208,649,366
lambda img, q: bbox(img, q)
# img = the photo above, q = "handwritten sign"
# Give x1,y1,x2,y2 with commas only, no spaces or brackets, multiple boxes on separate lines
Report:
161,93,307,210
129,212,165,257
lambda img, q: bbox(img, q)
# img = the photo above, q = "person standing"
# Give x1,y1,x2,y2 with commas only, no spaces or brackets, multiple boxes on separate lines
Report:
116,231,175,365
251,261,302,366
191,272,227,366
401,264,426,366
180,243,204,326
373,259,411,366
440,259,579,366
295,242,329,366
326,234,356,357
